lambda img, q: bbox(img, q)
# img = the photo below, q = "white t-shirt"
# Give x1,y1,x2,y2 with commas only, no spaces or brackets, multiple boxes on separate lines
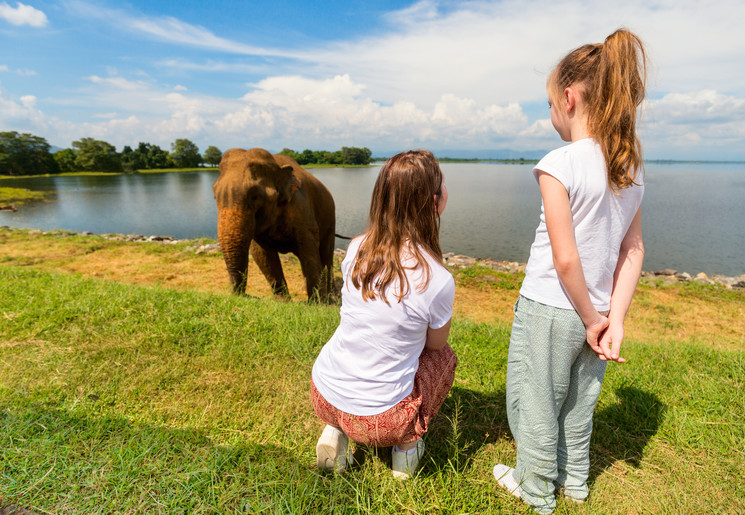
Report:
312,236,455,416
520,138,644,311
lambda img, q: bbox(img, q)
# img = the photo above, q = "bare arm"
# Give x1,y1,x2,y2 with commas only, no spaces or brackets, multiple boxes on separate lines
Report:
425,318,452,351
538,171,608,351
598,207,644,362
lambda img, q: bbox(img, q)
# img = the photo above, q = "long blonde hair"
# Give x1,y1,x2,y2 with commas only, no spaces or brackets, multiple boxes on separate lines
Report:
549,28,648,191
350,150,444,303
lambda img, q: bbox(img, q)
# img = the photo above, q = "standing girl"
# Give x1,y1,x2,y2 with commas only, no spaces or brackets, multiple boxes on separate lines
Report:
311,150,457,478
494,29,647,513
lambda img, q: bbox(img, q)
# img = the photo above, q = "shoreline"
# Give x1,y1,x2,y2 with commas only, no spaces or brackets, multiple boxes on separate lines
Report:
7,227,744,290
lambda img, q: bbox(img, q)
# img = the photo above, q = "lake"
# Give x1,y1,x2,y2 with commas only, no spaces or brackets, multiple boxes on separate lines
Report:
2,162,744,276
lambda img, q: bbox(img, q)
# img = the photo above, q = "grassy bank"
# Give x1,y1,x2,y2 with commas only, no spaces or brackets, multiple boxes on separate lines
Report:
1,229,743,513
0,187,50,206
0,169,218,180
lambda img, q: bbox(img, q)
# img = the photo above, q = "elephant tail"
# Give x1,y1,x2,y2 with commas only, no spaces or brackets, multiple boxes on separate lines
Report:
334,233,353,240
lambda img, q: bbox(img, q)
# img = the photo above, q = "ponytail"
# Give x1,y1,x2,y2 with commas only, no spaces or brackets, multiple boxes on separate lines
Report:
550,29,647,191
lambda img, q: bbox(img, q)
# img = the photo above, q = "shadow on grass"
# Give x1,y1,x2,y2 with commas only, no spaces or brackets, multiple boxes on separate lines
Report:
414,384,664,483
0,402,309,513
589,385,666,482
423,386,509,474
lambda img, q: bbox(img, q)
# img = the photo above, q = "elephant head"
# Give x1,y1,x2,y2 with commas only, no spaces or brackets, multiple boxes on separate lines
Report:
213,148,300,294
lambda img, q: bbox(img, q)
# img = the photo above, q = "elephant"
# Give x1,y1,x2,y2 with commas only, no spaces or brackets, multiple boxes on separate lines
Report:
213,148,336,301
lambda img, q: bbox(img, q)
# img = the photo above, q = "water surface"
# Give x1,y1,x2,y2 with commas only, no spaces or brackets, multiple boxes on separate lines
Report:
2,162,743,276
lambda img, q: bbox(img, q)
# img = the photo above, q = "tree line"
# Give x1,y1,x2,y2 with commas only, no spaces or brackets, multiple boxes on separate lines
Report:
278,146,372,165
1,132,373,176
0,132,222,175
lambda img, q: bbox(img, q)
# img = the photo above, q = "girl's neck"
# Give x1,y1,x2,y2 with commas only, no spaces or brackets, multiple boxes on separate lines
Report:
568,125,591,142
567,109,591,142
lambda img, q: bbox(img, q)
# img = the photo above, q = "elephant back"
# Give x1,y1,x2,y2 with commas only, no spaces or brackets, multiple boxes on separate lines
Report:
273,153,335,230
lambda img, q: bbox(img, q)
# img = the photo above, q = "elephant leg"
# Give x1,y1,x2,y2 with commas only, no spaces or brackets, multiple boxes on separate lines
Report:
318,231,336,303
296,234,325,302
249,240,290,298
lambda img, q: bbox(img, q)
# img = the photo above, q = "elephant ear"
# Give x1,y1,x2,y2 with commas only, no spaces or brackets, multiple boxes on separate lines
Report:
278,164,301,204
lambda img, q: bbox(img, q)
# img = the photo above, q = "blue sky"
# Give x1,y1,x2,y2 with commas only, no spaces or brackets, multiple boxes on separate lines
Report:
2,0,745,160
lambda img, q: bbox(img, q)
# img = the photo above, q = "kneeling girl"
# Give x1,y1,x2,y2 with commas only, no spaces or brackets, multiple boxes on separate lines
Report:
311,150,457,478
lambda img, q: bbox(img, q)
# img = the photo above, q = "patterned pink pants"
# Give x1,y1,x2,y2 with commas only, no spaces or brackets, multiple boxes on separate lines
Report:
311,344,457,446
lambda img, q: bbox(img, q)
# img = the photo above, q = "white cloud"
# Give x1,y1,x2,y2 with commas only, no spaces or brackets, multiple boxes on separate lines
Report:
0,88,52,133
1,72,534,151
0,65,35,76
19,94,35,107
127,16,280,55
85,75,148,91
214,74,531,149
520,119,554,139
642,91,745,154
648,90,745,124
385,0,441,24
158,59,258,74
173,85,187,91
67,0,297,58
0,1,47,27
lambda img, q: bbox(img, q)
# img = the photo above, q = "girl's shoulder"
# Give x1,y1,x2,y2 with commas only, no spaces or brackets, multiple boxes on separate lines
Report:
418,246,454,287
341,235,366,271
539,139,598,162
535,139,601,176
346,234,367,255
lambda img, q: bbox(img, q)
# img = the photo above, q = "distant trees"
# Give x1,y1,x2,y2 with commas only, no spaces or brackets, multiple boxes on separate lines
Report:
72,138,122,173
121,142,171,172
202,146,222,167
120,146,140,173
1,133,373,176
53,148,77,174
278,146,373,166
145,143,171,169
341,146,373,165
170,139,202,168
0,131,59,175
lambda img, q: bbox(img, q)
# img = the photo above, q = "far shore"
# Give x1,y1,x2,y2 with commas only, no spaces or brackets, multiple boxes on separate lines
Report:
4,156,743,182
0,163,377,181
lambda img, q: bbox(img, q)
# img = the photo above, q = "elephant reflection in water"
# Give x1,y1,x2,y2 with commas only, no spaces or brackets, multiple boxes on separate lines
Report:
213,148,336,302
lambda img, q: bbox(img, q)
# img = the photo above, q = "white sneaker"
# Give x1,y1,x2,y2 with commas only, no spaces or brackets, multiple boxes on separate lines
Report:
316,425,353,472
558,486,586,504
493,464,522,499
391,439,425,479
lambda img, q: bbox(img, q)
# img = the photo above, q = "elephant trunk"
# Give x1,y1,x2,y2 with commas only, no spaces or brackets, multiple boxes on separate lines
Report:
217,204,255,294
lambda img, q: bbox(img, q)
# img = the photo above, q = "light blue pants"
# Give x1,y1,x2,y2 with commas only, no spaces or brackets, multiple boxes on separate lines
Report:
505,296,607,514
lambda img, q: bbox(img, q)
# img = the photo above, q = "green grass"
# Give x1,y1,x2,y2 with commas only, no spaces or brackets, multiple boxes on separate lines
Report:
0,187,50,205
453,264,524,290
0,169,219,180
137,167,218,174
0,172,119,179
1,265,743,513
